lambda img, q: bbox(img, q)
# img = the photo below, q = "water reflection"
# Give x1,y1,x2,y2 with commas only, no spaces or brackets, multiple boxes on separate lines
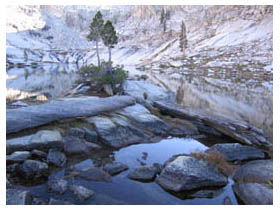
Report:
6,64,79,100
144,67,273,141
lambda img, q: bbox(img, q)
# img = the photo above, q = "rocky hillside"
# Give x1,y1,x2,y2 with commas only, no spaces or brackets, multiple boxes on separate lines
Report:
6,5,273,69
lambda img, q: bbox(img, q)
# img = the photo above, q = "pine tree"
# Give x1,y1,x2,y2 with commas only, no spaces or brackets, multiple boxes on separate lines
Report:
179,21,187,57
87,11,104,67
100,20,118,74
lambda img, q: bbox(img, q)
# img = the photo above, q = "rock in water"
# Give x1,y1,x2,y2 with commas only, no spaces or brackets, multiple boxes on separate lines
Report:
156,155,228,192
6,189,32,205
103,162,129,175
76,167,112,182
69,185,94,201
206,143,265,163
232,183,273,205
46,149,67,167
47,179,68,194
127,164,162,182
6,130,63,155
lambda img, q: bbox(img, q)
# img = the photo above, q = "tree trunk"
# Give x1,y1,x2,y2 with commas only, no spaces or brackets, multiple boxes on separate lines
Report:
96,40,100,67
182,46,185,57
108,47,112,74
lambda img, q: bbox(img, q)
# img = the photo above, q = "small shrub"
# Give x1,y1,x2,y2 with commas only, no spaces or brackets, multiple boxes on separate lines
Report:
77,62,128,95
189,150,238,177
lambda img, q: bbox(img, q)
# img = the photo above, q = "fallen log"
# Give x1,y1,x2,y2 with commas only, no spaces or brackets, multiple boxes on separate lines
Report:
153,101,272,149
6,96,135,134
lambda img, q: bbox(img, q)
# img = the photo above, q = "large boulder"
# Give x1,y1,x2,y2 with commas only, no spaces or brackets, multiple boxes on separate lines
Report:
6,189,32,205
123,80,175,105
156,155,228,192
232,183,273,205
116,104,170,135
232,160,273,184
7,96,135,133
86,115,150,148
206,143,265,163
6,130,63,155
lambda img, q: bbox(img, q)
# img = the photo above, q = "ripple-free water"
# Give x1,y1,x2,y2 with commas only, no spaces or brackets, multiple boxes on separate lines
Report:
18,138,238,205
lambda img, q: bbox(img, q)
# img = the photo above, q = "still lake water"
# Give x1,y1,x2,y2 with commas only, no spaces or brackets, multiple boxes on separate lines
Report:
17,138,238,205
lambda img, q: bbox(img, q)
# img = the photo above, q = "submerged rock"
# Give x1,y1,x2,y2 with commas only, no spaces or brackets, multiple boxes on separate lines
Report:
46,149,67,167
103,162,129,176
69,185,94,201
7,95,135,134
156,155,228,192
206,143,265,163
6,130,63,155
6,151,31,164
18,160,49,179
47,179,68,194
128,164,162,182
76,167,112,182
232,159,273,184
6,189,32,205
232,183,273,205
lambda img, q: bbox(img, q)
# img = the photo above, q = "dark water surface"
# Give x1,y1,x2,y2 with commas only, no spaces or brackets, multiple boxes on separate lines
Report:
17,138,238,205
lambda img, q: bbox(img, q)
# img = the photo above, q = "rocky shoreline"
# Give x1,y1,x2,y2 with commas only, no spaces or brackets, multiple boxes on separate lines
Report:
6,80,273,205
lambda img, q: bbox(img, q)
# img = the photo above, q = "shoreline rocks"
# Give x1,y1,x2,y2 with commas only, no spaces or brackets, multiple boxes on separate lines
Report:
206,143,266,163
6,130,63,155
156,155,228,192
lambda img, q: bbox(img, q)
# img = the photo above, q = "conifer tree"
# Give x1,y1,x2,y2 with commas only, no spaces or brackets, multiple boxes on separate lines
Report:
179,21,187,57
100,20,118,74
87,11,104,67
